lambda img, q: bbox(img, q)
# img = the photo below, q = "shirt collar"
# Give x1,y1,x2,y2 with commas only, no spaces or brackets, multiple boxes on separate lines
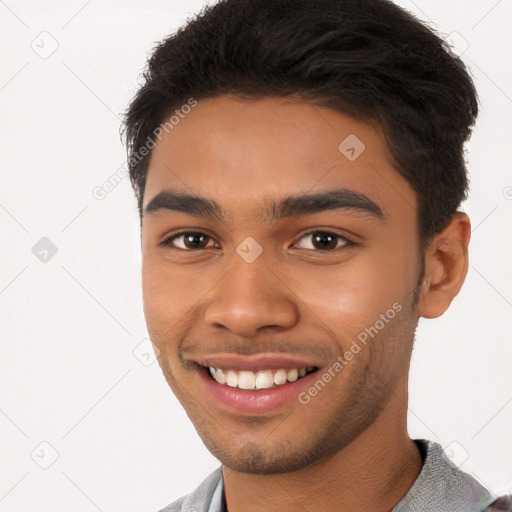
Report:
179,439,495,512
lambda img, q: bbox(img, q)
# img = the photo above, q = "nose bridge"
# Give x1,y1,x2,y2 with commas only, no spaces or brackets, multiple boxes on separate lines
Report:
204,254,299,337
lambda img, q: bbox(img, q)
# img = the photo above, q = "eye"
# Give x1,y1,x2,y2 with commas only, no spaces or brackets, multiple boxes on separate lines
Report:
159,229,355,253
160,231,218,251
291,230,355,252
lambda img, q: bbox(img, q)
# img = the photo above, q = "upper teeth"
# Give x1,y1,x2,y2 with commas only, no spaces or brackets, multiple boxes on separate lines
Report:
208,367,314,390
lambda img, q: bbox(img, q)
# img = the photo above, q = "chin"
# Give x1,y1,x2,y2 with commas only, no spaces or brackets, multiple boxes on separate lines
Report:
208,438,325,474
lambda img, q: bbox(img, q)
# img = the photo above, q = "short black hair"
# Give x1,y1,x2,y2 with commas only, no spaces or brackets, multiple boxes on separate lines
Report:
122,0,478,256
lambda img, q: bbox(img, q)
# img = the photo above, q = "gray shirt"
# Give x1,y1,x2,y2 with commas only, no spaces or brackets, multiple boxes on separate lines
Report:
159,439,504,512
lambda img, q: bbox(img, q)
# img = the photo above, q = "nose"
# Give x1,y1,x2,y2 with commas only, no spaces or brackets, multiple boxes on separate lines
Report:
203,259,299,338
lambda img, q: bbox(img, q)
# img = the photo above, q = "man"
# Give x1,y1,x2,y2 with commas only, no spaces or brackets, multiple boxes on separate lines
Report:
122,0,509,510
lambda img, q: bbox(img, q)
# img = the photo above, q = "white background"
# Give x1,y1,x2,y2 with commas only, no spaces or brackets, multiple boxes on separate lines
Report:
1,1,511,510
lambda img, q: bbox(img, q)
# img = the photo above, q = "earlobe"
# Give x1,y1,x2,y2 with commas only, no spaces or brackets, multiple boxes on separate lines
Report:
418,212,471,319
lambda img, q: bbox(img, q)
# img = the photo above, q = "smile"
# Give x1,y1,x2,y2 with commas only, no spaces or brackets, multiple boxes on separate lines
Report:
206,366,317,390
195,362,321,413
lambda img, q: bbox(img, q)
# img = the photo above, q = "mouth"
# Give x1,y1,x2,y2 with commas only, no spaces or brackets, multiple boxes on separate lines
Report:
193,361,322,414
199,364,318,390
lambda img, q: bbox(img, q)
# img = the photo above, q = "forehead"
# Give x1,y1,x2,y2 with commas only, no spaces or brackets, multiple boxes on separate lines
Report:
143,96,416,222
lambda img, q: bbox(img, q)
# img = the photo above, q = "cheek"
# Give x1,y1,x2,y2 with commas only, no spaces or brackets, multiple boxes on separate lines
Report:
141,259,184,342
287,246,417,337
142,255,190,309
141,256,214,342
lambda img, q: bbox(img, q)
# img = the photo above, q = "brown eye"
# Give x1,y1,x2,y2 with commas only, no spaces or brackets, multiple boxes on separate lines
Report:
160,231,216,250
293,231,354,252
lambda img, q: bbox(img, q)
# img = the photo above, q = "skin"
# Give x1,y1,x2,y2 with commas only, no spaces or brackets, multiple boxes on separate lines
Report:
140,96,471,512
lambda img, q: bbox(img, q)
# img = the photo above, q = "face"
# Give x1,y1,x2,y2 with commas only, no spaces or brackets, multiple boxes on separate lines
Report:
141,96,424,474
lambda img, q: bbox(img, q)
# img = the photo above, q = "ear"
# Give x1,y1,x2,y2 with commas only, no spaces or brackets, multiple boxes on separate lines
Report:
418,212,471,319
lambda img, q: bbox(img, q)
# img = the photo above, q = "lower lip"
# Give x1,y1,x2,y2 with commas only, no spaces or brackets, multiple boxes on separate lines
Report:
196,364,321,414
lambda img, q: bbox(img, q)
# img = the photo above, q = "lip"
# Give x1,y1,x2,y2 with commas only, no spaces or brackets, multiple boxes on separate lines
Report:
193,353,321,372
195,362,322,414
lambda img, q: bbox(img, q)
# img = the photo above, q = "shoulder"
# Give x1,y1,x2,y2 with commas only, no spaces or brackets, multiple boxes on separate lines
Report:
158,495,186,512
394,439,496,512
157,466,224,512
484,494,512,511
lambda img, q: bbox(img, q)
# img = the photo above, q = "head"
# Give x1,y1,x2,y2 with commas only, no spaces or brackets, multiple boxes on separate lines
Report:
122,0,477,474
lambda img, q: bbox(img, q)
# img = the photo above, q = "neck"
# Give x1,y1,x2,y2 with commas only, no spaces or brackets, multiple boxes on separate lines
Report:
221,377,423,512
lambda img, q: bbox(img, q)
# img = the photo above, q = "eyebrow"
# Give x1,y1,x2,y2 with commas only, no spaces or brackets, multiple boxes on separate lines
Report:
143,187,385,223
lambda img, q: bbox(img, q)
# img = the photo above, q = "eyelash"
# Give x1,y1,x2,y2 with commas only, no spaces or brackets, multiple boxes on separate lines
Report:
159,230,356,253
